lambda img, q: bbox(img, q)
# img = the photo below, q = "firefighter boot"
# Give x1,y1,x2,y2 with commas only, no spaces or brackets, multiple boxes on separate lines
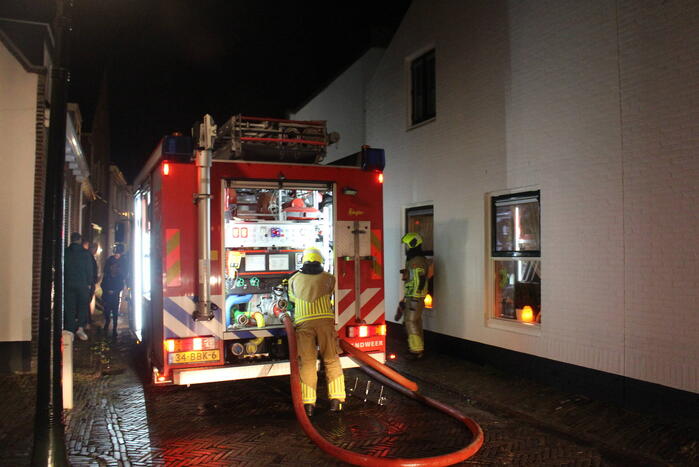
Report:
329,399,343,412
304,404,315,417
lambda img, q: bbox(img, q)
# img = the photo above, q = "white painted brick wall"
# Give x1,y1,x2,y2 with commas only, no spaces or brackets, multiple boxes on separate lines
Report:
290,48,384,163
0,43,38,342
618,0,699,392
296,0,699,394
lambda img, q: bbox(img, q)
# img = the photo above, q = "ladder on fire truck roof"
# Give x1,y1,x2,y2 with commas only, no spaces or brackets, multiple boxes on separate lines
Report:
194,115,340,164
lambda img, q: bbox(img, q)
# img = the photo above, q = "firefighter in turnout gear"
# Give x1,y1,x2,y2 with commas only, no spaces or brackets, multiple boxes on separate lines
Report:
401,232,429,360
288,247,345,417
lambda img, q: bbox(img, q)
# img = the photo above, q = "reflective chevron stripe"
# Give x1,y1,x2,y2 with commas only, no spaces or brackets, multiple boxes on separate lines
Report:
335,287,384,330
163,295,224,339
225,328,286,339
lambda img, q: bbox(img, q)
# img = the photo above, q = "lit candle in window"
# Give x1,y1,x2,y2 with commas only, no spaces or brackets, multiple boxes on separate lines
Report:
521,305,534,323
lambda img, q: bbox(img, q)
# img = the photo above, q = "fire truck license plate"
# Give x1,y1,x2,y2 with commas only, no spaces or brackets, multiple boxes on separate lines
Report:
168,350,220,364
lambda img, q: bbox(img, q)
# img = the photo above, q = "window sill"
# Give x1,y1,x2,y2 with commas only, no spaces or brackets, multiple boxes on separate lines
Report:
486,318,541,337
407,117,436,132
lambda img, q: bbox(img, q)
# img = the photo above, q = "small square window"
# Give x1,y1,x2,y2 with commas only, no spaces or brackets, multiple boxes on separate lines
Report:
492,191,540,257
410,49,436,125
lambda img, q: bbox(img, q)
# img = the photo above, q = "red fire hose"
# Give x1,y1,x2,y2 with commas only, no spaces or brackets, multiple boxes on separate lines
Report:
339,339,418,392
282,314,484,466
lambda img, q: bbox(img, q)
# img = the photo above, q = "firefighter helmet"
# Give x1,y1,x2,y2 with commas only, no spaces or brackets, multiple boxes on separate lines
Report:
302,247,324,264
401,232,423,249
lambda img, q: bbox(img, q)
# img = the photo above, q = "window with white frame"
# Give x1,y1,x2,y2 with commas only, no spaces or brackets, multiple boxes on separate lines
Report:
410,49,435,126
491,191,541,324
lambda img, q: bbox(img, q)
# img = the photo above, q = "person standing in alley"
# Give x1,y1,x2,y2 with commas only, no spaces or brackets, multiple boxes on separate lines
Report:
101,243,125,339
64,232,93,341
400,232,429,360
288,247,345,417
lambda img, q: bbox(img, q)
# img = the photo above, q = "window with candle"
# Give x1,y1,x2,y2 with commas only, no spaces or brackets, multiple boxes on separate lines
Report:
490,191,541,324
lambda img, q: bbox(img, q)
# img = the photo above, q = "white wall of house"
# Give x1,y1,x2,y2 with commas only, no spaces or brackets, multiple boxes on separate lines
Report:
617,0,699,391
0,43,38,342
295,0,699,394
290,47,384,163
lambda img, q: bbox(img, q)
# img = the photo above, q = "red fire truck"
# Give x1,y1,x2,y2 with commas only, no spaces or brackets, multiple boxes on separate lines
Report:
131,115,387,385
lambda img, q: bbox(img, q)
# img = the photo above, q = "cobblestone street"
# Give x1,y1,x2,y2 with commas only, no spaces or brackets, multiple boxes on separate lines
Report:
2,315,697,466
61,339,607,466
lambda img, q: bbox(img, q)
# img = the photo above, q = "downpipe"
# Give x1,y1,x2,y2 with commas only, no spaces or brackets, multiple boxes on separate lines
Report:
32,1,71,464
281,314,484,466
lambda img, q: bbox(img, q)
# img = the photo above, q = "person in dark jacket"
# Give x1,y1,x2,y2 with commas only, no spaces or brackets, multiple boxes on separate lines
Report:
64,232,94,340
101,243,126,338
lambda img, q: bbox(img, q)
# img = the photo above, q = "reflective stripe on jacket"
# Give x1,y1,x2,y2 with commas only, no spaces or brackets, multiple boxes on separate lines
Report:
403,255,428,298
288,270,336,323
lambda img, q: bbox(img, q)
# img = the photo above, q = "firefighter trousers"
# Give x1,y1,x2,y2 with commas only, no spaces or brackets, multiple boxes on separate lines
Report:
404,297,425,354
296,317,345,405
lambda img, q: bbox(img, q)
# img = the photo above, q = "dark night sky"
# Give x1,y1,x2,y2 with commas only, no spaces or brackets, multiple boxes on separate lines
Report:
2,0,411,181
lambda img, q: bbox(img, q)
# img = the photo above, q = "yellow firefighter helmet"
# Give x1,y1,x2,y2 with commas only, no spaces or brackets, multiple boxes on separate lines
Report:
302,247,324,264
401,232,423,249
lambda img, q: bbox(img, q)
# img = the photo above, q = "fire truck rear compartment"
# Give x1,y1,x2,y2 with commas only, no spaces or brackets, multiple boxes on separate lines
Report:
222,181,333,363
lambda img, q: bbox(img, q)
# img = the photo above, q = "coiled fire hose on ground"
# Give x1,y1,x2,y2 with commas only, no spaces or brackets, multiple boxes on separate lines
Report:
281,314,484,466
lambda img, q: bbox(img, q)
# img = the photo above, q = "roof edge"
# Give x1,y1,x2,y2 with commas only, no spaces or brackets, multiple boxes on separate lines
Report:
0,26,45,73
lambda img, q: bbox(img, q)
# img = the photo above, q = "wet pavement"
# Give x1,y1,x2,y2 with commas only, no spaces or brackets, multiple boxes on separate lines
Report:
1,311,697,466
